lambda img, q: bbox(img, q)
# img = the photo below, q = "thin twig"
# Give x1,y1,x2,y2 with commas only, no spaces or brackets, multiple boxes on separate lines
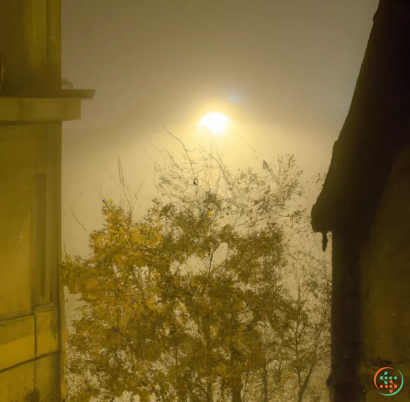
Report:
233,130,256,153
163,127,196,179
71,193,87,232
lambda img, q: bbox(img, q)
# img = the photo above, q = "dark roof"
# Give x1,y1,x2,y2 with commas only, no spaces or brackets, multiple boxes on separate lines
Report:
311,0,410,237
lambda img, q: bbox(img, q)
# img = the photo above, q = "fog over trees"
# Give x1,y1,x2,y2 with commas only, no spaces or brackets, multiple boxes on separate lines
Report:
63,135,330,402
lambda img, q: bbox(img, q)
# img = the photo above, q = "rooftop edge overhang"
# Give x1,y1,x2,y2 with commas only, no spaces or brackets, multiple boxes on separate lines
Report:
0,89,95,122
311,0,410,237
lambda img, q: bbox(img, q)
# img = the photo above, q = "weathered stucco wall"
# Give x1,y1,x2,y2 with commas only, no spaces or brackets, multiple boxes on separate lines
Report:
359,145,410,400
0,0,61,97
0,0,94,399
0,124,63,401
0,114,87,401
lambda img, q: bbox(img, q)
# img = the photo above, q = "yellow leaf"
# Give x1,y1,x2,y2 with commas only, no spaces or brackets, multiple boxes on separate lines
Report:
146,296,157,311
85,280,99,290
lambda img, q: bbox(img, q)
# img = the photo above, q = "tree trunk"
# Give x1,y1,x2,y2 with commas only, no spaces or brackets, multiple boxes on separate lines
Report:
204,318,213,402
206,382,213,402
231,375,242,402
297,374,310,402
262,362,268,402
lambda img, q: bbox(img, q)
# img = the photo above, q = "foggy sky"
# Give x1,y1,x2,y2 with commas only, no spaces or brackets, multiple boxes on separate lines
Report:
61,0,378,257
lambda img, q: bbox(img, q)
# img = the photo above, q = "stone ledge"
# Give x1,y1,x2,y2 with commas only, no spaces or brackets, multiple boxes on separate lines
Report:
0,97,84,122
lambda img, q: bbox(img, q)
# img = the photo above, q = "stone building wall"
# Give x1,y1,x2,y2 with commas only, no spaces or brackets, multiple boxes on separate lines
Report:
359,145,410,401
0,1,92,400
0,122,63,401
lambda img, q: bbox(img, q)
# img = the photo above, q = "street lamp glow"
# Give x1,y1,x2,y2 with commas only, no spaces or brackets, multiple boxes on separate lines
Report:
198,112,229,136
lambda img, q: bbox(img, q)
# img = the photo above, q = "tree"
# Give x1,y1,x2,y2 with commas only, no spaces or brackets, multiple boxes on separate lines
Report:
62,133,330,401
287,259,331,402
280,176,331,402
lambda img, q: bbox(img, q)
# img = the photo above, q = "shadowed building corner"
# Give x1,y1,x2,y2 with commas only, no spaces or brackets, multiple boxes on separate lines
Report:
311,0,410,401
0,1,94,400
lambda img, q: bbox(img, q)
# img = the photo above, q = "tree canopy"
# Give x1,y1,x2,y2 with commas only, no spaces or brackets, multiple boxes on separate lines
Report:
62,137,330,402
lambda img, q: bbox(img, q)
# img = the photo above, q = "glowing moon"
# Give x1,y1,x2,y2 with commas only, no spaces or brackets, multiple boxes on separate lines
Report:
198,112,229,135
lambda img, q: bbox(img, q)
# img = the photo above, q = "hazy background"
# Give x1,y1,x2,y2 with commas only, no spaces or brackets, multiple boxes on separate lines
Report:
61,0,379,257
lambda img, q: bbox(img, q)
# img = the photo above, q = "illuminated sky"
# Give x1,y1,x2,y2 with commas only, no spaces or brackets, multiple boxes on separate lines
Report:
61,0,378,256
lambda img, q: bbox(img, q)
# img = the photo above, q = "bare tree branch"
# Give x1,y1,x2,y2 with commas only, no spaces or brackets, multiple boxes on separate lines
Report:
71,192,87,232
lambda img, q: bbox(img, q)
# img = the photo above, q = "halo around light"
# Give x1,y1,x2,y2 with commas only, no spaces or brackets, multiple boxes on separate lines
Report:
198,112,229,135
